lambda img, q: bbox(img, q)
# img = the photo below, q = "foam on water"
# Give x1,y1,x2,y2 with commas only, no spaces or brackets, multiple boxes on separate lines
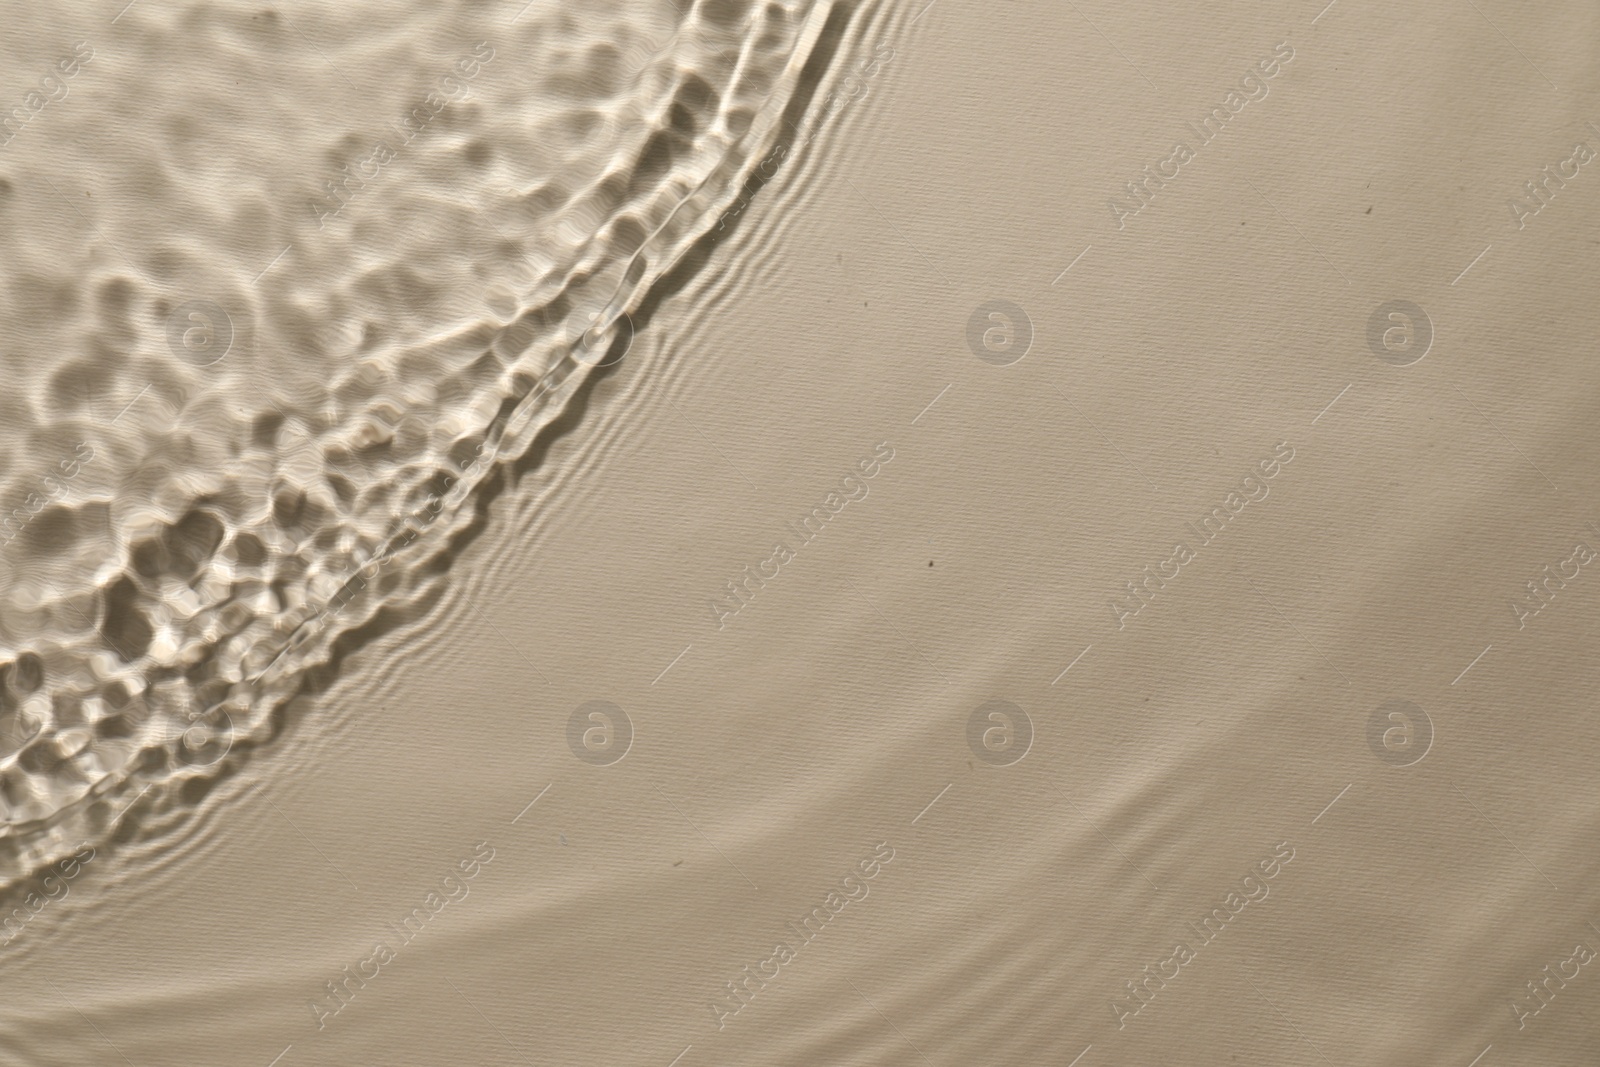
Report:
0,0,838,885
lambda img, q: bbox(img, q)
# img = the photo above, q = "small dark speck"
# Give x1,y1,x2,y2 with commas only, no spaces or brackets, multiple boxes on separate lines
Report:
928,560,934,567
1365,206,1373,214
673,859,683,866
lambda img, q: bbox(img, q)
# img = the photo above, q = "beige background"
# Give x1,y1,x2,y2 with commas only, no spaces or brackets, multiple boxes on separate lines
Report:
4,1,1600,1065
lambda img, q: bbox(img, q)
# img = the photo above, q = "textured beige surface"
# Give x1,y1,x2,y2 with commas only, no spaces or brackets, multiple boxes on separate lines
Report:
3,1,1599,1065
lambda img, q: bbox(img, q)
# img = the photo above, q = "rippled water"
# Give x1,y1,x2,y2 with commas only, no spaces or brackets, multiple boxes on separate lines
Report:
0,0,846,887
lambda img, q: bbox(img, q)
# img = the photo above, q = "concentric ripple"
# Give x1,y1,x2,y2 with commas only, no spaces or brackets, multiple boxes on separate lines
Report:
0,0,840,886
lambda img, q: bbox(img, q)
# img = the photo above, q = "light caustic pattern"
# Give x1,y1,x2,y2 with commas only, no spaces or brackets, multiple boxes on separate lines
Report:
0,0,835,886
